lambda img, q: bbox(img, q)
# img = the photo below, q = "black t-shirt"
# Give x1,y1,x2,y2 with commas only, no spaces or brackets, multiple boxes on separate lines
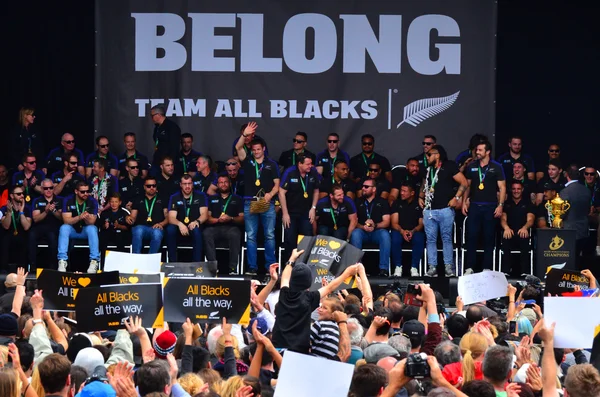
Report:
156,174,181,204
209,171,246,197
464,160,505,203
355,197,390,225
241,157,279,200
278,149,316,171
62,196,98,232
175,149,202,177
32,196,64,227
280,167,320,214
424,161,460,210
316,197,356,229
51,171,86,198
99,207,130,231
207,194,244,222
119,176,144,205
117,150,150,175
132,195,166,226
12,170,46,201
503,198,535,230
85,151,119,173
0,204,32,233
192,172,217,194
315,149,350,180
391,199,423,230
391,168,422,192
349,152,392,180
319,177,356,196
271,287,321,353
45,147,85,176
168,191,208,223
536,175,566,194
496,152,536,178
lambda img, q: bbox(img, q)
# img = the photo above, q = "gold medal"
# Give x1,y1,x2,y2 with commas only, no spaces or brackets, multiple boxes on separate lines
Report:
334,225,338,230
221,212,226,217
430,187,434,193
184,216,190,224
478,183,484,190
303,192,308,198
25,195,30,202
147,217,152,222
13,230,18,236
255,180,261,186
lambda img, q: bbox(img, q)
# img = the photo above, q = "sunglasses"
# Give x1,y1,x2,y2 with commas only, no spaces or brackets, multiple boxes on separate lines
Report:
225,162,238,166
548,149,560,153
292,139,305,144
99,144,110,148
26,161,36,165
369,168,380,172
145,184,157,188
422,141,435,146
13,192,24,196
69,161,78,165
78,190,90,194
584,172,596,176
327,140,339,143
362,142,374,146
426,152,439,157
362,184,374,189
128,165,139,169
63,140,75,144
42,186,54,190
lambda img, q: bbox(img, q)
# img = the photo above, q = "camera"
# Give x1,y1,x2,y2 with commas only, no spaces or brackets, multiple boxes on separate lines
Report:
404,352,430,379
85,372,108,385
403,284,422,307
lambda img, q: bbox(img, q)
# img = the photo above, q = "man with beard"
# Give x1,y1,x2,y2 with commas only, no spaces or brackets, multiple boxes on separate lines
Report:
30,179,63,270
350,178,391,277
419,145,467,277
462,141,506,274
391,181,424,277
319,159,356,200
389,158,421,205
349,134,392,183
207,158,245,197
167,174,208,262
118,132,149,179
156,156,180,204
231,123,269,160
535,181,559,229
192,155,217,194
43,133,85,176
127,176,168,255
88,158,119,216
535,143,561,182
119,157,144,210
175,133,202,178
279,154,320,263
561,164,592,269
496,135,535,181
278,131,316,172
356,160,390,200
150,105,181,175
316,184,357,240
512,160,537,204
0,165,10,207
315,133,350,180
85,136,119,178
535,158,566,205
581,166,600,255
203,175,244,275
411,135,437,178
500,180,535,276
12,153,45,203
0,185,32,273
52,153,86,197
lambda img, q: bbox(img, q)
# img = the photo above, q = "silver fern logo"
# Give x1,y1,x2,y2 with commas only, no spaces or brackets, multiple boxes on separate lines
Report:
396,91,460,128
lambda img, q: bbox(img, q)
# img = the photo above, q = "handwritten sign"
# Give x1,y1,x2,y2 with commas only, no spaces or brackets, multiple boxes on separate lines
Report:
104,251,162,274
544,297,600,348
457,271,508,305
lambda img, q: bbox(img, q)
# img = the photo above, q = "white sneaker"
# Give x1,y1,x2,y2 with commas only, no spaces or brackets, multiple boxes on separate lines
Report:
445,265,455,277
464,268,474,275
596,246,600,256
393,267,403,277
58,260,68,272
426,267,438,277
87,260,99,273
410,268,420,277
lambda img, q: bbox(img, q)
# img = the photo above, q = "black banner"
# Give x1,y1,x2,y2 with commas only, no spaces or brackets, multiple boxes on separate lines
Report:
74,283,164,332
163,278,250,324
161,262,218,278
297,235,363,291
545,269,590,297
535,229,577,279
35,269,120,311
118,273,162,285
95,1,496,164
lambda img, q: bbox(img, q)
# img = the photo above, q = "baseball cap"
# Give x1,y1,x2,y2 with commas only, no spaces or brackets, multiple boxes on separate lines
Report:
363,343,400,364
246,317,269,336
543,181,559,191
0,313,18,336
402,320,425,338
76,381,116,397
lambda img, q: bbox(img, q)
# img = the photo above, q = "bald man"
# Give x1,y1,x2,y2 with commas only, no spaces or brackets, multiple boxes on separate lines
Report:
43,133,85,176
0,273,17,313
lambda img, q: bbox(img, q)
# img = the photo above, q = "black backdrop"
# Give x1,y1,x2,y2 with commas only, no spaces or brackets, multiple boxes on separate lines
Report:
2,1,599,168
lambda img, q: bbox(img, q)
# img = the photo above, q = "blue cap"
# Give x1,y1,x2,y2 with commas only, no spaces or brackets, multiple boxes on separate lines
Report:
247,317,269,336
76,382,116,397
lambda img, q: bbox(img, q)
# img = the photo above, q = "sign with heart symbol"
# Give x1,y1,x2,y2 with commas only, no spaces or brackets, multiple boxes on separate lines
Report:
78,277,91,287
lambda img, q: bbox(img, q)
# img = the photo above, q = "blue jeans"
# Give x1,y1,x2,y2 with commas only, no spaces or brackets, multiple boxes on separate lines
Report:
423,207,455,266
466,203,497,271
391,230,425,270
244,201,276,271
283,213,313,263
350,228,391,270
166,225,203,262
318,225,348,241
58,224,100,261
132,225,164,254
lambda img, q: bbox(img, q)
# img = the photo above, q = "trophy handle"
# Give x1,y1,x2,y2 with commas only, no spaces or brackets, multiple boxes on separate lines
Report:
563,202,571,212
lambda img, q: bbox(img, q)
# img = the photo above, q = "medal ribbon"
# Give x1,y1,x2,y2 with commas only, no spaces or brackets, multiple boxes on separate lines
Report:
182,156,187,173
478,164,489,186
145,196,157,219
330,205,338,228
299,173,308,197
183,193,193,220
254,162,264,185
222,195,232,215
11,210,19,233
365,199,374,220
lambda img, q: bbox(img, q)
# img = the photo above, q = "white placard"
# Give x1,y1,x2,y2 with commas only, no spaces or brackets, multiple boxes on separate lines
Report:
274,351,354,397
103,251,162,274
544,297,600,349
457,271,508,305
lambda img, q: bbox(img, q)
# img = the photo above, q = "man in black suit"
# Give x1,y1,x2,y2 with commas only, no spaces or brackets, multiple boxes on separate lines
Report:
560,164,592,269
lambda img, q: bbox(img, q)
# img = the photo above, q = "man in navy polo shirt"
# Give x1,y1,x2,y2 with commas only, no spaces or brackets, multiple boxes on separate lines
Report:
316,184,357,241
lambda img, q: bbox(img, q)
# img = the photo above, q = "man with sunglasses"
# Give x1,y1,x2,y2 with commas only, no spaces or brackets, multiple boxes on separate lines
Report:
350,134,392,183
0,185,32,273
43,133,85,177
175,133,202,178
167,174,208,262
119,158,144,210
318,159,356,200
350,178,391,277
496,135,535,181
316,133,350,180
30,179,64,271
58,181,100,272
278,131,316,172
85,136,119,178
12,154,45,203
535,144,561,182
389,158,421,206
411,135,437,178
207,158,245,197
127,176,168,255
52,153,86,197
356,160,390,200
150,105,181,175
118,132,150,179
316,184,358,240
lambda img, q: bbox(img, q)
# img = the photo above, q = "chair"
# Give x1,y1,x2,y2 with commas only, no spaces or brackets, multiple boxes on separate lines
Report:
497,229,534,275
424,222,459,274
460,217,497,275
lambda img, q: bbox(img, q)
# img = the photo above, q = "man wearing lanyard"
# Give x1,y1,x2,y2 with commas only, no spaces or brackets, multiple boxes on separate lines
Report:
462,141,506,274
30,179,63,271
581,166,600,256
118,132,149,179
316,184,357,240
350,179,391,277
88,158,119,216
318,159,356,200
85,136,119,178
389,158,421,205
156,156,180,204
315,133,350,180
411,135,437,178
57,181,100,273
203,175,245,275
192,155,217,193
278,131,316,173
0,185,32,273
235,122,280,276
418,145,467,278
175,133,202,178
52,153,86,198
207,158,245,197
151,105,181,175
278,154,320,263
349,134,392,183
356,160,390,200
166,174,208,262
119,158,144,210
127,176,168,255
12,153,45,204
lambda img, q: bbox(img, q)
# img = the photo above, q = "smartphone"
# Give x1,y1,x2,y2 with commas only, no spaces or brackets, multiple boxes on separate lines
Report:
403,284,423,307
509,321,517,334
